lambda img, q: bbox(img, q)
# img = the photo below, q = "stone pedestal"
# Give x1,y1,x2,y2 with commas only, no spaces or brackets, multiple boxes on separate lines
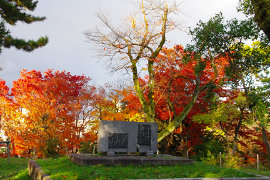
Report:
146,151,154,157
106,150,115,157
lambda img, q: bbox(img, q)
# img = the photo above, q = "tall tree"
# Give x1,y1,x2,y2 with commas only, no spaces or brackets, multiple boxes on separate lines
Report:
0,0,48,54
85,0,178,123
157,13,262,142
152,45,229,152
249,80,270,159
123,45,229,143
153,46,227,142
1,70,95,157
191,13,269,158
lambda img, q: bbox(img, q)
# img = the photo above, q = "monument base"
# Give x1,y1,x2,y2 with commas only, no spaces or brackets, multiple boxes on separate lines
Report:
68,153,193,166
146,151,154,157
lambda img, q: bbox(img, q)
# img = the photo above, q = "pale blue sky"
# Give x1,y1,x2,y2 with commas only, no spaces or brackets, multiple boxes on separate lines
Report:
0,0,245,88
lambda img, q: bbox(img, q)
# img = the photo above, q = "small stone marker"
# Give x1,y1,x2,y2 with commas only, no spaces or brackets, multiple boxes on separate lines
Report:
97,120,158,155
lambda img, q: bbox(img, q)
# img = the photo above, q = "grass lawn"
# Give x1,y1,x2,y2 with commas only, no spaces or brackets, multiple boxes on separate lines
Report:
1,156,269,180
36,157,262,180
240,168,270,177
0,157,30,180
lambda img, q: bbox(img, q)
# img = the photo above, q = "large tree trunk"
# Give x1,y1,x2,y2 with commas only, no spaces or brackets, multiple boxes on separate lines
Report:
251,0,270,41
132,61,156,123
130,1,168,123
231,108,244,155
261,125,270,159
147,59,156,122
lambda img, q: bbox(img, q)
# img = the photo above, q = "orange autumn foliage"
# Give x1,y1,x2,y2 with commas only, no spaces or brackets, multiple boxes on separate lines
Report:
124,45,230,154
0,80,11,137
1,70,97,157
154,45,229,120
125,45,230,123
91,86,144,122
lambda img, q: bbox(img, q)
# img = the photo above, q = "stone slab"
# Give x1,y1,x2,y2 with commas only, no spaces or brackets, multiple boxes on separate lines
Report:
97,120,158,153
28,160,52,180
68,153,193,166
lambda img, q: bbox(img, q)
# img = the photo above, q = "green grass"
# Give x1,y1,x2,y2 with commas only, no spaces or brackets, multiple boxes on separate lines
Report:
1,156,269,180
240,168,270,177
0,157,30,180
36,157,259,180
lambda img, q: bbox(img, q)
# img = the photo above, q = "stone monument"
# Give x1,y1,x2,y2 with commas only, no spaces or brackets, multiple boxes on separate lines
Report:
97,120,158,156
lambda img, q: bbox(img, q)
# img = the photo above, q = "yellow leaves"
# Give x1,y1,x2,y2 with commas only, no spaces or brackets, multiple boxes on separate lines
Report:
139,68,147,74
132,19,136,29
129,113,145,122
128,15,136,29
205,126,225,136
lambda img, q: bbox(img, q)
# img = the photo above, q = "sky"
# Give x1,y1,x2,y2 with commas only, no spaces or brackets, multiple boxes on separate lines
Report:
0,0,246,88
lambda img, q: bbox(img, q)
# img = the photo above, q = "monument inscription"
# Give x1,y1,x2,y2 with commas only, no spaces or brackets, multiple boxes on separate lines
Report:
108,133,128,148
138,125,151,145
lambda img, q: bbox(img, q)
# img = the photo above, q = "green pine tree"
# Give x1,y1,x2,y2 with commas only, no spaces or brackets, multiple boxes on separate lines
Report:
0,0,48,54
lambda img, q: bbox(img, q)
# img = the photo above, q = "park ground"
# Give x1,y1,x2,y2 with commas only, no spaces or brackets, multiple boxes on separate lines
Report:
1,156,270,179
